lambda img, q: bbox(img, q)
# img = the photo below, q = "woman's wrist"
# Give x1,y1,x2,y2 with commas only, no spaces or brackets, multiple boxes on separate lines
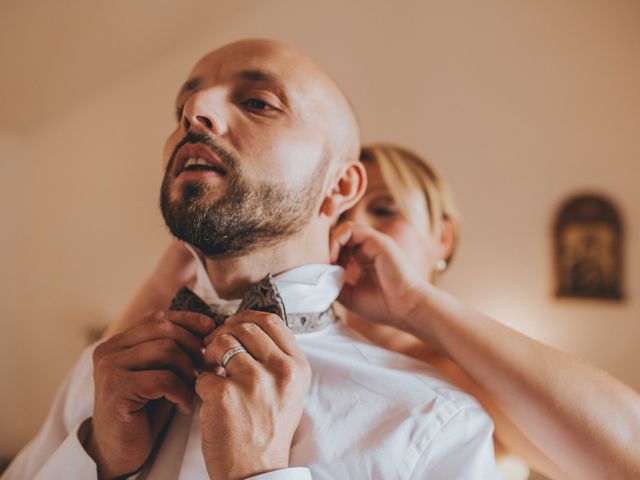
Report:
401,283,433,332
401,282,448,352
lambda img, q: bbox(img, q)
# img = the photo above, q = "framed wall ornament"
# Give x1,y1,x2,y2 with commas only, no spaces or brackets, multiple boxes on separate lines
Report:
554,193,624,300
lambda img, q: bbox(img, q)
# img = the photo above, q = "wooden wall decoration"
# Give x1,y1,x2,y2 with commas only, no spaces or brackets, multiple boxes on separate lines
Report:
554,194,624,300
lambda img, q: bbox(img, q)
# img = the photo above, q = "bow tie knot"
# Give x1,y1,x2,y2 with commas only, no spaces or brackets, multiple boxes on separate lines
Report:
169,273,337,334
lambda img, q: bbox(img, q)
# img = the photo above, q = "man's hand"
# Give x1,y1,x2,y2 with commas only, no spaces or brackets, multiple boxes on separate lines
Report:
330,221,429,331
197,311,311,480
86,310,214,479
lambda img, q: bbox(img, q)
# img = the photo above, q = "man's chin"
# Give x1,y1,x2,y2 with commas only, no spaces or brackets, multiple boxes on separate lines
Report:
171,179,224,204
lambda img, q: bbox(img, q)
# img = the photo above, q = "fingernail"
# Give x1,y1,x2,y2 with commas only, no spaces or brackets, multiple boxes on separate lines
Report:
154,310,166,320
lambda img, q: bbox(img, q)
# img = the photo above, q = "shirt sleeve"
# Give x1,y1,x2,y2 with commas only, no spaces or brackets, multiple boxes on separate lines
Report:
1,348,99,480
31,420,98,479
246,467,312,480
409,405,499,480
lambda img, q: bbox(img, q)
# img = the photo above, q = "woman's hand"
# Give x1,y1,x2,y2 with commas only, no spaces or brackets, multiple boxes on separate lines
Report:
330,221,429,331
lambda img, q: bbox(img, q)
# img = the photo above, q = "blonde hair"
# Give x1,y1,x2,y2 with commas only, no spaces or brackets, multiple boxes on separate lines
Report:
360,144,460,267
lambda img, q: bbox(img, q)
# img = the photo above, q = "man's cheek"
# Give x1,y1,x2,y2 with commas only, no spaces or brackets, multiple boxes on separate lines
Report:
162,133,180,167
280,142,325,184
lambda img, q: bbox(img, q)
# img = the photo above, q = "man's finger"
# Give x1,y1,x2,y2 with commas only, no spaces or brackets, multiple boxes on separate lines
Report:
114,338,198,385
126,370,194,415
102,312,209,366
225,311,301,359
204,332,254,375
210,321,280,364
163,310,215,336
195,371,226,401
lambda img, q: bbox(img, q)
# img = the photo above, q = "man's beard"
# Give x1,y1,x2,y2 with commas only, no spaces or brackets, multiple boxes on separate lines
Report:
160,133,327,258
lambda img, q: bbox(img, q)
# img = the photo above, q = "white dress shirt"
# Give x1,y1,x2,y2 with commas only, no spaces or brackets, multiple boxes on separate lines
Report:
3,264,498,479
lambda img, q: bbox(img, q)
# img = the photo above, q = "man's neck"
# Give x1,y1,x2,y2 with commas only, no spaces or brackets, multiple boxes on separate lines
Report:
203,227,330,299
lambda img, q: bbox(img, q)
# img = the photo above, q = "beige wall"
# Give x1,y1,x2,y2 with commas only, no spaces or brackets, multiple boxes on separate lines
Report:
1,0,639,458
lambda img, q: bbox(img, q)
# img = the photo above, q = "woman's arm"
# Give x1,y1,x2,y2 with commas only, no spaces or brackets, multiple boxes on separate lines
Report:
332,221,640,480
102,240,199,338
409,286,640,480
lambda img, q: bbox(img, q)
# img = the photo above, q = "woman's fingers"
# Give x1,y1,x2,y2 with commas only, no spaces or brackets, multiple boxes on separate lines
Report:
330,221,355,263
331,221,393,265
337,282,355,306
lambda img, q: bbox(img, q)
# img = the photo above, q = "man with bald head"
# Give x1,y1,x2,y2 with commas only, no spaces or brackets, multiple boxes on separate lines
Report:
4,40,498,479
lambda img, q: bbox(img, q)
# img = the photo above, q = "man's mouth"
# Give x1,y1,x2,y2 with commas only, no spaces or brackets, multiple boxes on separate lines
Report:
174,143,228,177
182,157,226,174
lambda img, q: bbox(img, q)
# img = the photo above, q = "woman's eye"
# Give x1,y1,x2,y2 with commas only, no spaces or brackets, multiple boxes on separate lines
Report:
371,207,397,217
242,98,272,110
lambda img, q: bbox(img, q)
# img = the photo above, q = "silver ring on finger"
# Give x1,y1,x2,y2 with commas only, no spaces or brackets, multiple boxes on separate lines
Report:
221,345,248,369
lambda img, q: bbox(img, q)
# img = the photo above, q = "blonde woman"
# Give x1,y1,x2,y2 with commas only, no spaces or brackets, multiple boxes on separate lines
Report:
331,145,640,480
106,144,640,480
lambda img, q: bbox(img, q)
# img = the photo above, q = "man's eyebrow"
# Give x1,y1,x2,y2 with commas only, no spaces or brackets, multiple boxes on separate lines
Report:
234,69,280,84
176,77,202,108
233,69,290,106
179,77,203,96
174,70,290,111
174,77,202,117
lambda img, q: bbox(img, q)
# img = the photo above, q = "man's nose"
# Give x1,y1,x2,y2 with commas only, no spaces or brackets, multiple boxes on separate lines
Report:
181,90,228,136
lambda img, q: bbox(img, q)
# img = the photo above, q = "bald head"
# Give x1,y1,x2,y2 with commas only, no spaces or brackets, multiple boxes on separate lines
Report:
184,39,360,167
161,38,366,260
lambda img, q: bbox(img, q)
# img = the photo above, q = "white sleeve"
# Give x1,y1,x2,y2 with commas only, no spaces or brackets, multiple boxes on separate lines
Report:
410,405,499,480
31,420,98,479
246,467,312,480
1,348,99,480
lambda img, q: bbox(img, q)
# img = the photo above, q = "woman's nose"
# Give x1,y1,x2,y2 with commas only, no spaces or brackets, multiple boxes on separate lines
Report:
347,207,369,227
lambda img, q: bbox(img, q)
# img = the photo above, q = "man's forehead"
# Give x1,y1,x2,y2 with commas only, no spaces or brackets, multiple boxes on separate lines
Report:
177,66,286,97
184,42,308,89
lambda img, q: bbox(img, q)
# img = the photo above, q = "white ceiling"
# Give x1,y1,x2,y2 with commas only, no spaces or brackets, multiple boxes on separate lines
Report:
0,0,244,135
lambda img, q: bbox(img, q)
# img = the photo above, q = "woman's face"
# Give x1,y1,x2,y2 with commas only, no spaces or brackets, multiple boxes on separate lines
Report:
343,161,442,280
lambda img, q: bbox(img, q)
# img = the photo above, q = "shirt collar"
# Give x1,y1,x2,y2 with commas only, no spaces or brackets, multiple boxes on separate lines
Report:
190,253,345,315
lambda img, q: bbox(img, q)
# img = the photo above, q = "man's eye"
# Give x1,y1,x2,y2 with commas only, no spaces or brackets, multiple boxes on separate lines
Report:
175,104,184,121
242,98,272,110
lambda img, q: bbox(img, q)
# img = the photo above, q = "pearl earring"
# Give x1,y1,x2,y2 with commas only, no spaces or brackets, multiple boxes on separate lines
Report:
435,259,447,272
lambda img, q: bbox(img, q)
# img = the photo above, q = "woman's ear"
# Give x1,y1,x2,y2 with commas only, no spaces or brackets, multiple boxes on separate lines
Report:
320,161,367,219
436,217,456,263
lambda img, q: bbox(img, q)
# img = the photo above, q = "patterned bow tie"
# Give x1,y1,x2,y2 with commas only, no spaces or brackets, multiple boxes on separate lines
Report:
169,273,337,334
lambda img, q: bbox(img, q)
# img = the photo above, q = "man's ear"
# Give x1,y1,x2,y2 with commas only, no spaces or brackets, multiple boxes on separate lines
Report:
320,161,367,219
